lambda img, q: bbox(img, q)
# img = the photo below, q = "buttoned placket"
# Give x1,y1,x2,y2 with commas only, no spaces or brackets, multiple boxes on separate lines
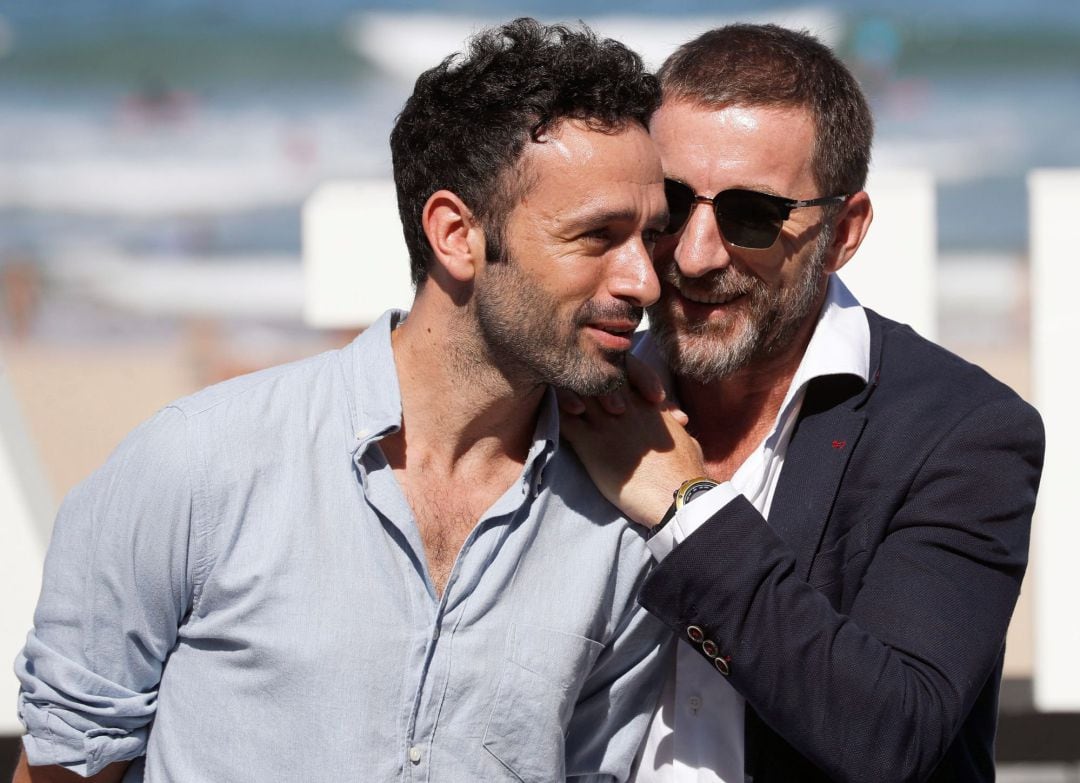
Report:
352,436,440,779
354,427,553,781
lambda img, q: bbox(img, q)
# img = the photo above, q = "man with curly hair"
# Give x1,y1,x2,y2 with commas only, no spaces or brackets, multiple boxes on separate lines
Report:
14,19,671,782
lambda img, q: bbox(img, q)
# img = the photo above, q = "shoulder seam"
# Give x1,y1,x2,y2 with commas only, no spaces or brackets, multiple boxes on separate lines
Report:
172,350,338,419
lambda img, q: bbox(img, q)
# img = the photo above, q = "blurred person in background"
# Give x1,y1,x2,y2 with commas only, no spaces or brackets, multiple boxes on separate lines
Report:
13,18,671,782
563,23,1044,783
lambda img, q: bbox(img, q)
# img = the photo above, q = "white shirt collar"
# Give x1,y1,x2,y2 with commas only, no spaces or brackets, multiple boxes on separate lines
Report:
783,273,870,410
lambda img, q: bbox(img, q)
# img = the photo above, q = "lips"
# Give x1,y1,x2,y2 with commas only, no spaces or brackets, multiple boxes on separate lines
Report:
660,266,754,308
584,319,640,351
669,278,752,308
661,281,753,330
589,318,640,334
677,288,746,306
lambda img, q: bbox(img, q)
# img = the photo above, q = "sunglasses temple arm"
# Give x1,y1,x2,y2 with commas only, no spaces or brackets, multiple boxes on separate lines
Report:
793,194,850,209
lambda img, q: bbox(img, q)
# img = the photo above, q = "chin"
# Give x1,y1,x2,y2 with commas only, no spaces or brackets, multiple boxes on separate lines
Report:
655,322,758,383
555,360,626,396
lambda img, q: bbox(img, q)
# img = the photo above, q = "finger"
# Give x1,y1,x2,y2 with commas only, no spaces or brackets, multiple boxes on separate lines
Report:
666,406,690,427
558,405,586,441
559,404,601,451
555,386,586,415
598,389,627,415
627,355,666,405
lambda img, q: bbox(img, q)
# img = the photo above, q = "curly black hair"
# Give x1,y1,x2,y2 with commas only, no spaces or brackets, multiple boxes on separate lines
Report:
390,17,660,286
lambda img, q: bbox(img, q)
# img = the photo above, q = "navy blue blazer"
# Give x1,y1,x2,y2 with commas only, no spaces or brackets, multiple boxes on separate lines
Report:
639,310,1045,783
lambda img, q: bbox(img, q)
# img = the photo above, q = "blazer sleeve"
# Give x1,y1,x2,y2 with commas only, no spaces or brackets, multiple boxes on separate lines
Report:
638,394,1044,783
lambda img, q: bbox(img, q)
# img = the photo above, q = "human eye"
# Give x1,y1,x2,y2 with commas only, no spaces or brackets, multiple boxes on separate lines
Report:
642,228,662,247
578,226,614,250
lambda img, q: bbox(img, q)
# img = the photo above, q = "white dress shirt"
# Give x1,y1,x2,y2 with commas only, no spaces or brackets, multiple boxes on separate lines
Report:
633,276,870,783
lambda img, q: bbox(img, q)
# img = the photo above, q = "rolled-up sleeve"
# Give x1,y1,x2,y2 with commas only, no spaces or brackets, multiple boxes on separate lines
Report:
15,405,197,776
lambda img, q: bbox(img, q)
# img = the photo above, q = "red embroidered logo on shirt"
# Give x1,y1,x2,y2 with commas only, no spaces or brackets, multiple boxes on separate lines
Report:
831,440,847,449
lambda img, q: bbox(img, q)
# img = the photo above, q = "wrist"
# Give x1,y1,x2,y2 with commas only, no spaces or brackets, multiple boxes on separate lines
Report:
647,476,719,535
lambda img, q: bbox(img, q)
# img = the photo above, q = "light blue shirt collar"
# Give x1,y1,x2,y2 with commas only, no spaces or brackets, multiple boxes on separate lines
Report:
346,308,559,480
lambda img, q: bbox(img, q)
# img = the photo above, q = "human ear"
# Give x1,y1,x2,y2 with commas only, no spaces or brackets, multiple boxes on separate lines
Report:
421,190,485,283
825,190,873,274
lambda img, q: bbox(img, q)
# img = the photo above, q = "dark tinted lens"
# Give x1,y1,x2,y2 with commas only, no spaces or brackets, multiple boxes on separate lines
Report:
713,189,787,249
663,179,694,235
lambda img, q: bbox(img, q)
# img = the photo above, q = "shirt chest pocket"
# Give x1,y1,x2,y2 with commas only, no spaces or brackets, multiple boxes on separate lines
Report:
482,623,605,782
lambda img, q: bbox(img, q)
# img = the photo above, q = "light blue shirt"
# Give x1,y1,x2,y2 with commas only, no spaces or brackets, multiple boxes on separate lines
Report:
16,310,670,782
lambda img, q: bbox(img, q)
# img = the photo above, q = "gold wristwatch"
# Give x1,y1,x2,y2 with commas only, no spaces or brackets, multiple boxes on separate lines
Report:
652,476,719,535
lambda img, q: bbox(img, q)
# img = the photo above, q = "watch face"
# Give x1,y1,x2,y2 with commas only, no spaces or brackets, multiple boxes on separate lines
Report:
677,478,719,508
682,482,716,505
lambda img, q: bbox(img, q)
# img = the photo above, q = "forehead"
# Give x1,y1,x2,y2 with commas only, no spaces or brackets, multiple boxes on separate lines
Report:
514,119,664,210
650,100,817,195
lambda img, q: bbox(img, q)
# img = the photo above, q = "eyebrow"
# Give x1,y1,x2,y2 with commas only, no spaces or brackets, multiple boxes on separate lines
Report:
564,206,670,233
566,207,637,227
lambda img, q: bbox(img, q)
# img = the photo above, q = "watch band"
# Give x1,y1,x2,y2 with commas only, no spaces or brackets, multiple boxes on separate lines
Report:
653,501,679,534
649,476,719,538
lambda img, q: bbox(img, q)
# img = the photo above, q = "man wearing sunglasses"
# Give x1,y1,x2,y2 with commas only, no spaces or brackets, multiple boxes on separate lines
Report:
13,19,672,782
563,23,1044,783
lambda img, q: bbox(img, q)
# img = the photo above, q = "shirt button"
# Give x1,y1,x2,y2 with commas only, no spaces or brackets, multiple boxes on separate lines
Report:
408,746,422,764
688,695,703,712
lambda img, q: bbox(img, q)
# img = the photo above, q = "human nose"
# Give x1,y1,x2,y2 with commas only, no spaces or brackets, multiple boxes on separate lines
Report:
673,203,733,279
609,237,661,307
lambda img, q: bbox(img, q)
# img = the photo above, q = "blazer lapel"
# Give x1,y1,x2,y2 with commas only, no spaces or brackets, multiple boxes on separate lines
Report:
768,375,868,580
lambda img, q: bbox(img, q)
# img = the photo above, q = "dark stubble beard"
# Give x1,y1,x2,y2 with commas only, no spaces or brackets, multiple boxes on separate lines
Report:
647,225,831,384
473,256,643,396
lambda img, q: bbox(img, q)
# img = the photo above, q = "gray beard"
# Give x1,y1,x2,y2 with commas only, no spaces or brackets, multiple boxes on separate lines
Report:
648,226,831,384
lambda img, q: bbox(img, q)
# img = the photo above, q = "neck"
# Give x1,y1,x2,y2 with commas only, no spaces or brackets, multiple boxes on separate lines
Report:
676,306,819,471
384,289,546,474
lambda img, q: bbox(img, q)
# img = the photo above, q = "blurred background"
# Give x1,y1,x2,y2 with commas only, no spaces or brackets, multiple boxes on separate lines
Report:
1,0,1078,778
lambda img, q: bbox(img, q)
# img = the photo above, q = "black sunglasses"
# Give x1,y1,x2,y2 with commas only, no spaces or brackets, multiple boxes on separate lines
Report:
662,178,849,249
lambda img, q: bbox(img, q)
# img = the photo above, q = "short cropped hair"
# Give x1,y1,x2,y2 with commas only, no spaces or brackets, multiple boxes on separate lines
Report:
390,17,660,286
658,24,873,198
